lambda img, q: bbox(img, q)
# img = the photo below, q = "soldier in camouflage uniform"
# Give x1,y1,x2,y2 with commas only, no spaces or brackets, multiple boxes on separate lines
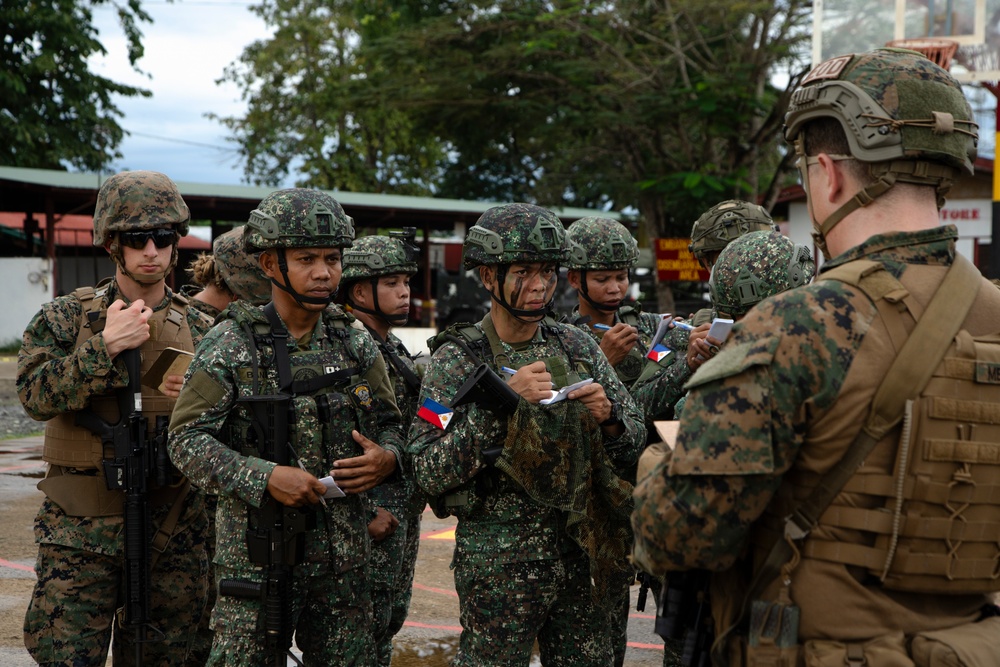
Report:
633,48,1000,666
340,231,425,666
168,188,406,666
184,225,272,321
18,170,214,666
408,203,646,666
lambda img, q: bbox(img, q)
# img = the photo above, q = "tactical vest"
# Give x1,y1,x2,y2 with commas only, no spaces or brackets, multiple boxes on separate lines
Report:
761,259,1000,595
42,284,196,469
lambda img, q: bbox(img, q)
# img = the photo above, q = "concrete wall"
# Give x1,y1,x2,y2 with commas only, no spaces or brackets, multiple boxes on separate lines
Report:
0,257,53,347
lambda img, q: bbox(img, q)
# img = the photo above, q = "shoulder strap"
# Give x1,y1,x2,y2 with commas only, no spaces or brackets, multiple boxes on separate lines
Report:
719,255,984,659
367,326,421,392
480,313,511,370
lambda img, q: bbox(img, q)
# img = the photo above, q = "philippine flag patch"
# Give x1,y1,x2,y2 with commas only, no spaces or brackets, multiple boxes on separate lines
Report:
417,398,454,430
646,344,672,363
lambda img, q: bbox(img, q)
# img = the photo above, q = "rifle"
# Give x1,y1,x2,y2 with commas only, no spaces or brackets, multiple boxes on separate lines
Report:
219,395,313,667
75,347,159,664
655,569,713,667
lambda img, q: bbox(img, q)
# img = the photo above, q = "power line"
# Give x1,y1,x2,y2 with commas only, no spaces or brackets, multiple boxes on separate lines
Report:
126,131,239,154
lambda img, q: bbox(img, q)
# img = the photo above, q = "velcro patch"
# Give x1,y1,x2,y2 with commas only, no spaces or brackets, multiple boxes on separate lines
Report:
976,361,1000,384
802,55,852,84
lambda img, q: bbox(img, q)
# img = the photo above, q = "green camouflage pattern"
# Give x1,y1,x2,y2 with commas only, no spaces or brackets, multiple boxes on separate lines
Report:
709,231,816,318
784,48,977,173
243,188,355,252
631,226,994,639
342,234,418,282
631,354,694,425
462,203,567,269
18,278,212,666
168,300,404,664
688,200,776,261
93,171,190,246
564,217,639,270
212,226,271,305
408,318,644,663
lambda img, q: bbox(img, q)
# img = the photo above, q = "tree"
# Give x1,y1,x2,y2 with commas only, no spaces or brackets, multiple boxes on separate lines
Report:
0,0,154,172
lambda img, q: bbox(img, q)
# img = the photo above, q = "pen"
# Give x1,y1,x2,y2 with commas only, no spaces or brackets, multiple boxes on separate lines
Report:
671,320,694,331
501,366,556,387
592,323,612,331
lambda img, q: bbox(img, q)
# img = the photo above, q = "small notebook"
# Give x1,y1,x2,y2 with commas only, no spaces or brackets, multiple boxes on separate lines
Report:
142,347,194,394
540,377,595,406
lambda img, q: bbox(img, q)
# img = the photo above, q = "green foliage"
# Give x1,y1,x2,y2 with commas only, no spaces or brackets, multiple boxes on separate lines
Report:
0,0,154,172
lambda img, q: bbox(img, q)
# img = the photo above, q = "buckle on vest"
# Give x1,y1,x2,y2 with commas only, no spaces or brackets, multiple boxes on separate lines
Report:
784,509,811,541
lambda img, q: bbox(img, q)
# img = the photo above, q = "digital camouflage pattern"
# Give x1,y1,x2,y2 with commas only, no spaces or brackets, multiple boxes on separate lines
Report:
363,328,424,666
784,48,977,174
631,226,999,642
688,200,776,262
243,188,355,252
564,217,639,270
18,279,212,666
708,231,815,318
212,226,271,305
168,299,405,665
92,170,190,246
408,317,645,664
342,235,419,282
462,203,567,269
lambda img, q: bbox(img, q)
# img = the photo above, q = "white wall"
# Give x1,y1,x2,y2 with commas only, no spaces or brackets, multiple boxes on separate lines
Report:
0,258,53,346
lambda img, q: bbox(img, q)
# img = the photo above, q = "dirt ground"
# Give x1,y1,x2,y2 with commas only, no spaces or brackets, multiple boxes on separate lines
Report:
0,433,665,666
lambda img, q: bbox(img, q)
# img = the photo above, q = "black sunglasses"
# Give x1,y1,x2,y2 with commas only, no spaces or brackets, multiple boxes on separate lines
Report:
119,229,178,250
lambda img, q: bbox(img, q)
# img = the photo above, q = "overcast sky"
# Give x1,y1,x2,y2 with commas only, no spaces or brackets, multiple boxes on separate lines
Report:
91,0,293,187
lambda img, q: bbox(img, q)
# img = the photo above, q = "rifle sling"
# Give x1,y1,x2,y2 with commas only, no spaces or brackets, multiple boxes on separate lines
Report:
716,255,983,659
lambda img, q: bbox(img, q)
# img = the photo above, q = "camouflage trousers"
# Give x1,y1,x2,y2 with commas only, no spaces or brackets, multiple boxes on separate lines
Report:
188,493,219,666
371,511,422,666
454,554,614,667
207,563,374,667
24,498,210,667
609,569,636,667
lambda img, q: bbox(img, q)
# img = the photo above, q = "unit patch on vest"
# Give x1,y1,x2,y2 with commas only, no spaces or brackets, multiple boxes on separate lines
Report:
977,361,1000,384
294,367,319,382
349,382,374,411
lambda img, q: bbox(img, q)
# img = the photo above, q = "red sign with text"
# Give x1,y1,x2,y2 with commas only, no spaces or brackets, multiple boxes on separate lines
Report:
654,238,710,282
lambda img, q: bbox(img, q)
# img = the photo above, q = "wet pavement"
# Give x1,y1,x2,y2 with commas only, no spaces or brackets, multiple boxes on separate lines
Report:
0,431,666,666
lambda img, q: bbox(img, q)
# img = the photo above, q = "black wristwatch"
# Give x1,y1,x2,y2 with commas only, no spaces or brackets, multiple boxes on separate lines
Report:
598,400,622,428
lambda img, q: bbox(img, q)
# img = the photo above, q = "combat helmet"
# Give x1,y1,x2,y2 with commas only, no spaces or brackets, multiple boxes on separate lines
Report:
342,230,419,325
688,200,776,268
244,188,355,306
213,226,271,305
564,217,639,270
709,231,815,318
93,170,190,284
464,203,567,320
784,47,978,257
463,203,567,270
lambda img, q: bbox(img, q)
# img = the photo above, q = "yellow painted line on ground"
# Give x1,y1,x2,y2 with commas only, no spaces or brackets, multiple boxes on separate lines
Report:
422,527,456,541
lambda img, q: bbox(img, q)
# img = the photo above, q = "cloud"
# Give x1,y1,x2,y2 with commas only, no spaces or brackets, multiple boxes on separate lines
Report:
89,1,287,186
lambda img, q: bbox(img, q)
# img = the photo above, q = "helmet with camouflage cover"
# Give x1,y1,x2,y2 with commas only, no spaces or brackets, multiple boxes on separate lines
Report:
709,231,815,318
463,203,567,269
688,200,776,266
213,226,271,305
784,47,978,256
93,170,190,247
564,217,639,270
342,233,419,283
243,188,355,253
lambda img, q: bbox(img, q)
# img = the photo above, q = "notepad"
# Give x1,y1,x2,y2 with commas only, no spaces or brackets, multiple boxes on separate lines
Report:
318,476,347,499
142,347,194,394
539,377,594,406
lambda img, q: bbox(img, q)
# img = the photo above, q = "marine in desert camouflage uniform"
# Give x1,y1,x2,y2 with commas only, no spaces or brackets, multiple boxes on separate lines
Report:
408,203,646,666
183,225,272,321
18,170,214,666
633,48,1000,666
168,189,405,666
341,231,425,666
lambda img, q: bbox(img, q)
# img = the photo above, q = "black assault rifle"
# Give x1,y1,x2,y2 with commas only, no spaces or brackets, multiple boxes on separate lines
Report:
656,569,714,667
219,395,314,667
76,347,161,664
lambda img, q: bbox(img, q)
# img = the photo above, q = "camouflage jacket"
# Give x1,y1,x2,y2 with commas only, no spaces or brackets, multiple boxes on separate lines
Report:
632,226,998,639
18,280,212,421
366,326,426,518
408,317,645,566
168,301,405,574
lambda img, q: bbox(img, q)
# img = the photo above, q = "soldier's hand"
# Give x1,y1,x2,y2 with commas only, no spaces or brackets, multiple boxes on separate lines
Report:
330,430,397,494
266,465,327,507
686,323,714,371
160,373,184,398
368,507,400,543
599,323,639,367
506,360,554,403
569,382,622,434
103,299,152,358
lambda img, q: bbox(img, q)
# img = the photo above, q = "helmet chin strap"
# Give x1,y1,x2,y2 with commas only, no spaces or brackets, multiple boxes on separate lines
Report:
348,278,408,326
272,248,336,308
110,240,177,286
488,265,551,323
577,268,624,313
